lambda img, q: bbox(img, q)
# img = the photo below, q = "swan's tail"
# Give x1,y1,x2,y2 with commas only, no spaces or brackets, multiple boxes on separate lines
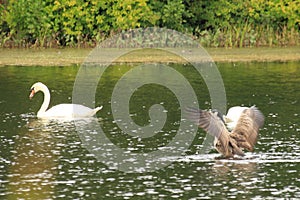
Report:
92,105,103,115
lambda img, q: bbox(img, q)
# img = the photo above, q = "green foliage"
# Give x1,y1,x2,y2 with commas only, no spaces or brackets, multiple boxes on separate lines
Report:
0,3,9,46
4,0,51,46
107,0,158,31
0,0,299,47
161,0,187,31
0,4,4,24
48,0,107,46
193,0,300,47
1,0,158,47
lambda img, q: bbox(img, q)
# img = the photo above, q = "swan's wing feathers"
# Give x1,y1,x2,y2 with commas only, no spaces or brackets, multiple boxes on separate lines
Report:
231,106,264,151
46,104,102,118
72,104,101,117
185,107,228,139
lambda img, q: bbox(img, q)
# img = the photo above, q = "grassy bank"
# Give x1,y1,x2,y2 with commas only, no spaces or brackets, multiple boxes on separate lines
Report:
1,47,300,66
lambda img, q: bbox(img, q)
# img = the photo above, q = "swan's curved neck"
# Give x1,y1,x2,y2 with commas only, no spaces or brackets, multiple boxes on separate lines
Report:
37,84,50,116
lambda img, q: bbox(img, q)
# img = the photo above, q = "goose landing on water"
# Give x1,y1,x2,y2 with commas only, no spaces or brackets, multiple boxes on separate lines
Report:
186,106,265,158
223,106,250,130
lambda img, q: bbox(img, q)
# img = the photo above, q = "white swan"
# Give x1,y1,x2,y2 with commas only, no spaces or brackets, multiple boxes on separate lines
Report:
29,82,102,119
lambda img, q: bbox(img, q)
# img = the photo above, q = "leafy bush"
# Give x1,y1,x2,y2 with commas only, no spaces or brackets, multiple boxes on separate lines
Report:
4,0,51,47
192,0,300,47
161,0,187,32
107,0,158,31
0,0,299,47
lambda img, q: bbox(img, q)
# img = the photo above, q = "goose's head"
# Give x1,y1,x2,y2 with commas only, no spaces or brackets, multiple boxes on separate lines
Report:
29,82,45,99
211,109,225,124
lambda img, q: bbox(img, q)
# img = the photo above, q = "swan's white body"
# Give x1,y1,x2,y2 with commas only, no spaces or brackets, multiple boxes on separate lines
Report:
29,82,102,119
224,106,249,130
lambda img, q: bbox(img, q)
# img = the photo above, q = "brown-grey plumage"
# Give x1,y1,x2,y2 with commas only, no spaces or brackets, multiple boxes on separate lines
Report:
186,106,264,158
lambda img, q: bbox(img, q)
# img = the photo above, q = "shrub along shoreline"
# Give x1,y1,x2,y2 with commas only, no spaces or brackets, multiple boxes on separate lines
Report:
0,0,299,48
1,47,300,66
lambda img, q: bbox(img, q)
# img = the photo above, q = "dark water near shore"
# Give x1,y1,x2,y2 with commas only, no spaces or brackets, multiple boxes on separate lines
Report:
0,62,299,199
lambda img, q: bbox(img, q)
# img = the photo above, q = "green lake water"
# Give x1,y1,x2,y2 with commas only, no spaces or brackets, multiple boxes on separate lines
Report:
0,62,299,199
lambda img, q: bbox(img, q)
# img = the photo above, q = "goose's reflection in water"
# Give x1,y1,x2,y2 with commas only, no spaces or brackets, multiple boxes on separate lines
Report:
211,160,259,197
213,160,258,178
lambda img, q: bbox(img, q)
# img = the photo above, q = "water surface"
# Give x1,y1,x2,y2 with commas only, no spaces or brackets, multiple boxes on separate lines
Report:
0,62,299,199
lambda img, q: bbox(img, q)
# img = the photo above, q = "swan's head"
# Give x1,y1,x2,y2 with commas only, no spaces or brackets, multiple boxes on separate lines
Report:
29,82,46,99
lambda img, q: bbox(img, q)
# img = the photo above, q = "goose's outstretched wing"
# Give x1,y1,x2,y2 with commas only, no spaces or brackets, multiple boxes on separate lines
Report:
231,106,264,151
185,107,230,148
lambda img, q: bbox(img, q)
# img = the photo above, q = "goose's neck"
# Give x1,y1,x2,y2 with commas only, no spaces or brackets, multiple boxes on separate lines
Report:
37,85,50,116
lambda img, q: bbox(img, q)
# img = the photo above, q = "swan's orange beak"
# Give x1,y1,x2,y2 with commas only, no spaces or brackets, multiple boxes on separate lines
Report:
29,89,35,99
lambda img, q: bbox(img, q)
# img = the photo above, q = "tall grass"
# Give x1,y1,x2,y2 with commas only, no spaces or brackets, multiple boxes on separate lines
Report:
198,24,300,48
1,21,299,48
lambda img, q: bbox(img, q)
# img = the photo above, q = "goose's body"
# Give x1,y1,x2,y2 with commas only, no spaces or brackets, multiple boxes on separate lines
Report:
187,106,264,158
224,106,249,130
29,82,102,119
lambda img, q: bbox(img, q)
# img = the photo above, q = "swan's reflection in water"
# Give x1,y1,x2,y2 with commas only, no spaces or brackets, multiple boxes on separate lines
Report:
6,117,98,199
